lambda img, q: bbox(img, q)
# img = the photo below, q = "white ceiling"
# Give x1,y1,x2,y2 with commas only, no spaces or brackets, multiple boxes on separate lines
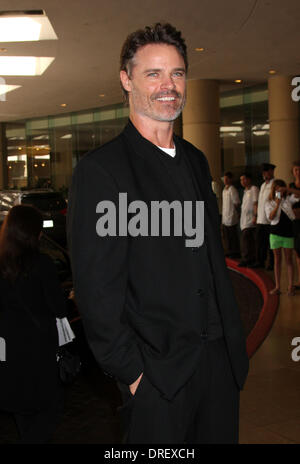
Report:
1,0,300,122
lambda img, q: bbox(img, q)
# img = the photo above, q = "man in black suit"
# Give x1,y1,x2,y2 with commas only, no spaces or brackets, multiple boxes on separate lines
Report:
67,23,249,444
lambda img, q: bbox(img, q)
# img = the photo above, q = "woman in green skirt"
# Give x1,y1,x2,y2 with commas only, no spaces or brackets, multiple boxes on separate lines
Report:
265,179,300,296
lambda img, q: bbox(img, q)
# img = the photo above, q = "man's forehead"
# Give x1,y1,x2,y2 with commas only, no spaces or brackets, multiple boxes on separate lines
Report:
132,43,185,67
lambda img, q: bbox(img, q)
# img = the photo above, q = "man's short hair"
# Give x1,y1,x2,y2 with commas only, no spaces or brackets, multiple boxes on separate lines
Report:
292,160,300,168
240,172,252,180
224,171,233,179
120,23,188,101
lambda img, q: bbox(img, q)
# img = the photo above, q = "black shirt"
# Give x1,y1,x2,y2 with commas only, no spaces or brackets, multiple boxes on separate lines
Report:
270,210,294,237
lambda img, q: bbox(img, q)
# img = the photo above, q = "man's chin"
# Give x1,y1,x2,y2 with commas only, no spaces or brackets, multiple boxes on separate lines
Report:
153,109,183,122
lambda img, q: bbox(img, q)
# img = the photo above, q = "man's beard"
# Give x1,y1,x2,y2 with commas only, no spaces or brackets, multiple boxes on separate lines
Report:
131,88,186,122
149,90,186,122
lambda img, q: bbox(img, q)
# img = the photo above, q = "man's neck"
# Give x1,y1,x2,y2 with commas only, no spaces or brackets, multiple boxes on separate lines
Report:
265,177,273,184
129,114,174,148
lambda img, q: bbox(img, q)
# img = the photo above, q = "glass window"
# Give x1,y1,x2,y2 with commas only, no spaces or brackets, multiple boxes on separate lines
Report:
220,84,269,189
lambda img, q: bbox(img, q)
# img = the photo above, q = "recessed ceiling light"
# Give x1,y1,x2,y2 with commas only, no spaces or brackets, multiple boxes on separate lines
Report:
60,103,67,107
195,47,204,52
99,94,105,97
269,69,276,74
0,84,21,97
61,134,72,139
220,126,243,133
234,79,242,83
0,56,54,76
0,11,58,42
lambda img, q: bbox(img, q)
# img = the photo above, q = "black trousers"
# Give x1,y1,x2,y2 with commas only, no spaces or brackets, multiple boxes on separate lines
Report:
240,227,256,263
221,224,240,257
117,337,240,444
256,224,274,267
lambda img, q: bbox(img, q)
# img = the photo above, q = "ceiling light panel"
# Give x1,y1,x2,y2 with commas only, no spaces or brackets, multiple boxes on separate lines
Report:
0,84,21,97
0,56,55,76
0,14,58,42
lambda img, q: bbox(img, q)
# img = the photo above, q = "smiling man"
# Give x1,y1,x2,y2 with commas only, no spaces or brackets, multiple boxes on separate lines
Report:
67,23,249,444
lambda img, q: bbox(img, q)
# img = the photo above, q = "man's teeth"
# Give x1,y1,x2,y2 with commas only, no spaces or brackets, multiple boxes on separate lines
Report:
156,97,175,101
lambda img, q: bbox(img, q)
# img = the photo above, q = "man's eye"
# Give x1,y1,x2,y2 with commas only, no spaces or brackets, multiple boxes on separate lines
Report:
173,72,184,77
147,72,158,77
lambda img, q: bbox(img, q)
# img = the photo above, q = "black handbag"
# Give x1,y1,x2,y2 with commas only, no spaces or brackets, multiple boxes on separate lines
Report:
18,294,81,385
56,346,81,385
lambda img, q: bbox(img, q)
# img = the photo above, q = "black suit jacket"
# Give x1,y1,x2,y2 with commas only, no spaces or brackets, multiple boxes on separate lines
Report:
67,120,249,401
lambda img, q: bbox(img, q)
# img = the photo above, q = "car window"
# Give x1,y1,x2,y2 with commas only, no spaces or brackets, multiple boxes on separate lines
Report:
22,193,67,212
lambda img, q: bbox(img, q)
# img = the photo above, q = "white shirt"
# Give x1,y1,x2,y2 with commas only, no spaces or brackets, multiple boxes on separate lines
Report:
257,179,274,224
157,146,176,157
240,185,259,231
222,185,240,226
265,195,297,225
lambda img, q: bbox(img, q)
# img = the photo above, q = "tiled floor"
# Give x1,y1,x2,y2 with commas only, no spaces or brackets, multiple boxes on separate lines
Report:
239,258,300,444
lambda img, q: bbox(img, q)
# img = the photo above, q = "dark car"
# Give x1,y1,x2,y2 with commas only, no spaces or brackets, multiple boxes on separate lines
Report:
0,189,67,247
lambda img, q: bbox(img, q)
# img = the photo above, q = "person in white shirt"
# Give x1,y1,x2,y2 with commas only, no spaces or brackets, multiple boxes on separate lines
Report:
221,172,240,258
251,163,276,269
265,179,299,296
239,173,259,267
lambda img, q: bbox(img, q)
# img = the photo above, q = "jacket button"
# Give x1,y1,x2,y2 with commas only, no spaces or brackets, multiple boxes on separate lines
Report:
197,288,205,296
200,331,208,340
192,247,199,252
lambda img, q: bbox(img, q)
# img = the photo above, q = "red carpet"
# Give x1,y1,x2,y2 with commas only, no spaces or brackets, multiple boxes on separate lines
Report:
226,259,280,358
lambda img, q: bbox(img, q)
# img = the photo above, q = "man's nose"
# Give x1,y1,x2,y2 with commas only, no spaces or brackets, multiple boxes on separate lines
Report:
160,74,176,90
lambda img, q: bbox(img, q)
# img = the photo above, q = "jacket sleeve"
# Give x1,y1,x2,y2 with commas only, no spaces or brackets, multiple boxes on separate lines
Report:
67,156,144,385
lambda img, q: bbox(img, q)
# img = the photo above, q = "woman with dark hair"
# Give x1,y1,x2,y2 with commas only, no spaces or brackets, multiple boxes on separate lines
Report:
265,179,299,296
0,205,67,443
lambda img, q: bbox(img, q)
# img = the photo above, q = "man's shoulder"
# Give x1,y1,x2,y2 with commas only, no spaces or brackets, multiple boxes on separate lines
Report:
175,134,206,158
251,185,259,195
174,135,208,171
71,132,132,184
76,134,125,170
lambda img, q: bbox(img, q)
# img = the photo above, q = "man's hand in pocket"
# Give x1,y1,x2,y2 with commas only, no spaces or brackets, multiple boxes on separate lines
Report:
129,372,143,396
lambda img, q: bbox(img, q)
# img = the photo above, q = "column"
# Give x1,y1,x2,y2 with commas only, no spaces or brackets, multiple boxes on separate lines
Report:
182,79,221,207
0,123,7,189
268,76,299,183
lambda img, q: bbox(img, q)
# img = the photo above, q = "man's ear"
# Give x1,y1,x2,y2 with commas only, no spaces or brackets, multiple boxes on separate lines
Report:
120,70,132,93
